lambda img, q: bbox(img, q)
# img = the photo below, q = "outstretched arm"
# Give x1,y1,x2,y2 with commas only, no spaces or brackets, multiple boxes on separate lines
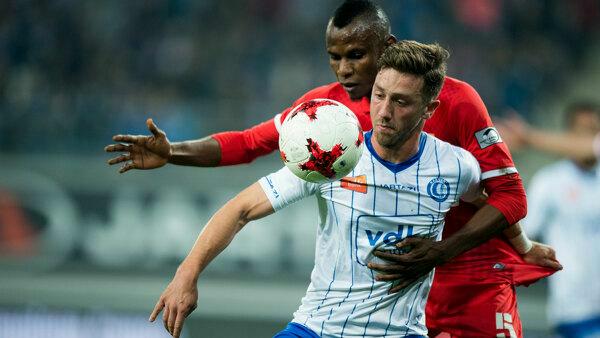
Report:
148,182,274,338
524,131,595,161
168,137,222,166
105,85,334,171
496,114,598,161
459,193,561,270
105,117,280,172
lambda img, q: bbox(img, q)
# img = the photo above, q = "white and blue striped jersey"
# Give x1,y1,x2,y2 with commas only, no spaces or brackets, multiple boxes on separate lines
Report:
523,160,600,325
259,132,481,337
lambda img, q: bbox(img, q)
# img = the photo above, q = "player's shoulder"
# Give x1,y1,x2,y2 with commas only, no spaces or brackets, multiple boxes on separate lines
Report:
440,76,482,103
298,82,341,101
424,132,478,166
438,76,489,125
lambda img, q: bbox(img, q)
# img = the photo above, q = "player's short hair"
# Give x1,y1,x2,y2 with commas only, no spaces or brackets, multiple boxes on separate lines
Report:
331,0,391,43
377,40,449,103
564,101,600,128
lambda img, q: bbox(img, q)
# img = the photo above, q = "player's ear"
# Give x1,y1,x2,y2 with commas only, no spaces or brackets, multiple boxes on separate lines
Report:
423,100,440,120
385,34,397,47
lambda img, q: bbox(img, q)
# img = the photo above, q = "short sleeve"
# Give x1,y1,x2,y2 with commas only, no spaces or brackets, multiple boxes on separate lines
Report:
258,167,320,211
450,82,518,179
455,148,482,203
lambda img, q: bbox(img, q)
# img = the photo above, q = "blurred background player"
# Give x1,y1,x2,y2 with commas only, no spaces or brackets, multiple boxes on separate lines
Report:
512,103,600,338
149,40,484,338
106,1,559,337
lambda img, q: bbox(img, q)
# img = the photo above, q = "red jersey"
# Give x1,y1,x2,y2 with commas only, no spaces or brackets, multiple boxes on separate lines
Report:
212,79,552,285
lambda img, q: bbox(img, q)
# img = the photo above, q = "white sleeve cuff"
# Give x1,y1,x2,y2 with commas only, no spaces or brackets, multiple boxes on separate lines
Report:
509,231,533,254
481,167,518,180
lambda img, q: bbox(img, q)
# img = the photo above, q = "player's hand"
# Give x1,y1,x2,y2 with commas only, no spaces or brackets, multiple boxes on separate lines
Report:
105,118,172,173
522,241,563,271
368,236,445,293
149,268,198,338
495,112,530,151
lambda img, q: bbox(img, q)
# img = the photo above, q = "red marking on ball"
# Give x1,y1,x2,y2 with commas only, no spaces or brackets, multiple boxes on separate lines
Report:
300,138,346,178
356,131,364,147
292,100,338,121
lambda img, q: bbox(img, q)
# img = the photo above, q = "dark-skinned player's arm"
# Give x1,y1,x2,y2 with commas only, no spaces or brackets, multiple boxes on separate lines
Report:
460,192,562,271
105,86,334,173
369,200,513,293
418,191,560,275
148,182,275,338
105,117,281,173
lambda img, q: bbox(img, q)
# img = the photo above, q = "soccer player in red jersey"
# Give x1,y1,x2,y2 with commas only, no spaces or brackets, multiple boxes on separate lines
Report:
106,1,561,337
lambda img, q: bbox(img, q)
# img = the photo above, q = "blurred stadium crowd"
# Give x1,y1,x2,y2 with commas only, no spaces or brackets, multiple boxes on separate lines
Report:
1,0,599,153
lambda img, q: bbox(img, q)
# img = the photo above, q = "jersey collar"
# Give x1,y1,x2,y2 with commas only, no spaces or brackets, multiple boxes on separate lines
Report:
365,131,427,174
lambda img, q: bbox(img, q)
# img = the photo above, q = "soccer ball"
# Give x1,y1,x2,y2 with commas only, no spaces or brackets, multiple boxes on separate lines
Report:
279,99,364,183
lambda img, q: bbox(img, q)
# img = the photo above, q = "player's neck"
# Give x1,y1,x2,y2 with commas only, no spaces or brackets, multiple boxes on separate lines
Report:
372,130,422,164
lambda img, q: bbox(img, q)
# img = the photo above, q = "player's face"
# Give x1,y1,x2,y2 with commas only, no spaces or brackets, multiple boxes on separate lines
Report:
370,68,438,148
571,110,600,167
570,110,600,136
326,21,384,100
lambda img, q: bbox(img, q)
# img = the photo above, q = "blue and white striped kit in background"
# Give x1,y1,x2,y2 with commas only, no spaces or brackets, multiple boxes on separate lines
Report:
259,131,481,337
524,160,600,333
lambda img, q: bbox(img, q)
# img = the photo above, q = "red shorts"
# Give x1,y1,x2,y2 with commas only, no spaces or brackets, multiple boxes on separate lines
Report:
425,277,522,338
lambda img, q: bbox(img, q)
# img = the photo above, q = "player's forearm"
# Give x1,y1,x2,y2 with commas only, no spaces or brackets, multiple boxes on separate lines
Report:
177,183,274,280
528,130,595,161
438,204,509,262
502,222,533,254
502,222,522,238
177,203,247,281
168,137,222,167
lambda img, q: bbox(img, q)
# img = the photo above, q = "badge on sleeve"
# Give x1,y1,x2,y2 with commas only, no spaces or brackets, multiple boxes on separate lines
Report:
474,127,502,149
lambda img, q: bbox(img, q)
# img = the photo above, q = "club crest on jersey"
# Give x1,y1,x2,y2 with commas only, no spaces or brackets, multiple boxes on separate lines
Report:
427,177,450,202
475,127,502,149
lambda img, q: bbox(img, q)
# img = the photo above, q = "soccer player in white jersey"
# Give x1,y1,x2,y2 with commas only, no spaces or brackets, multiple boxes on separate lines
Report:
149,41,482,338
522,103,600,338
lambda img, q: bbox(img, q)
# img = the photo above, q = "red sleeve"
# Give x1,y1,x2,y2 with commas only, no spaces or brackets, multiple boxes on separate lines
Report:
483,173,527,225
451,83,515,173
211,118,281,166
449,80,526,224
211,84,335,166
